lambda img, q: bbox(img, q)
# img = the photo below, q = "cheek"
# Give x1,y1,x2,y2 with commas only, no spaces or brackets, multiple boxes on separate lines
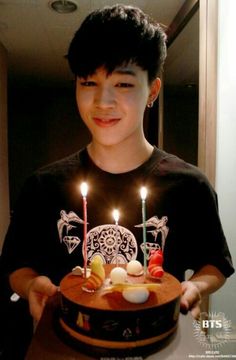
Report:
126,89,149,108
126,94,148,119
76,93,91,117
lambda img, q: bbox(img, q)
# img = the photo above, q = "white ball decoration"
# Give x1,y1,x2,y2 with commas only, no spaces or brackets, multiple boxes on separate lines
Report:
122,287,149,304
110,267,127,284
126,260,143,275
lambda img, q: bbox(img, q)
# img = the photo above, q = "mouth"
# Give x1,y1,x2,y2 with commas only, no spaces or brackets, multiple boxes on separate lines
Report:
93,117,120,128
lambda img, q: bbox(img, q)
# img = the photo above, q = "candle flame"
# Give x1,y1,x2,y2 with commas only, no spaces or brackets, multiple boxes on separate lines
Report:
140,186,147,200
112,209,120,223
80,182,88,197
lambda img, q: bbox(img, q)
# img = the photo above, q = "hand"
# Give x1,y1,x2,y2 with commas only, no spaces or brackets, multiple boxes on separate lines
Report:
180,280,201,319
27,275,58,322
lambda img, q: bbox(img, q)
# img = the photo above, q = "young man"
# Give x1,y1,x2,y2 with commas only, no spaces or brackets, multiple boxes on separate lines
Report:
0,4,234,328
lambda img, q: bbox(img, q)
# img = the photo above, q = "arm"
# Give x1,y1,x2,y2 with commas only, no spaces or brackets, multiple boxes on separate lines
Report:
180,264,226,319
9,267,58,322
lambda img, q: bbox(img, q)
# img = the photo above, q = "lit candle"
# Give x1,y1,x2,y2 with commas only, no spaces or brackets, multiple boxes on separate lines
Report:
80,182,88,278
140,187,148,274
112,209,120,266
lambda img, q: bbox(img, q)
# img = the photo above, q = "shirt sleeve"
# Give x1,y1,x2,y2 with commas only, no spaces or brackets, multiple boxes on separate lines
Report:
0,174,45,276
185,173,234,278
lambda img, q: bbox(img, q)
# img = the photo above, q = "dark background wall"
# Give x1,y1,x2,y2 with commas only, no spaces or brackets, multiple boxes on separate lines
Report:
8,85,91,208
163,85,198,166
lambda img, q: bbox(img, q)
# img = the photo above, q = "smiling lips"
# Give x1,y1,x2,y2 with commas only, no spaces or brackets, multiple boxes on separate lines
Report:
93,117,120,127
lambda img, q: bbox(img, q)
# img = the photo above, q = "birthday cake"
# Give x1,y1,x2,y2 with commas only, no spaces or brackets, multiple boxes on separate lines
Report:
58,253,182,356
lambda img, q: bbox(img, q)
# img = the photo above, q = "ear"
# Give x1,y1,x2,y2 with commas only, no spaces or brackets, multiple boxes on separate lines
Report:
147,78,161,107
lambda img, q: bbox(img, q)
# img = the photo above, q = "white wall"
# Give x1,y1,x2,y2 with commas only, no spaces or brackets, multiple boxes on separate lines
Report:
0,42,10,252
212,0,236,326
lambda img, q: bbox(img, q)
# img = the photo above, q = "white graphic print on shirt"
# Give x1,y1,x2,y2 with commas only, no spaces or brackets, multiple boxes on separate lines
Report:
57,210,169,263
135,216,169,256
86,224,137,263
57,210,84,254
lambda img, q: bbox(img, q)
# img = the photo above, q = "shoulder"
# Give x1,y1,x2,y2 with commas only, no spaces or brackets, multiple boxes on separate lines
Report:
14,149,86,199
16,148,89,204
152,147,213,189
35,148,88,180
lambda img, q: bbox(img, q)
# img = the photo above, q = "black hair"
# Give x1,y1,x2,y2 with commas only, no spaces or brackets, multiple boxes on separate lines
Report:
67,4,167,83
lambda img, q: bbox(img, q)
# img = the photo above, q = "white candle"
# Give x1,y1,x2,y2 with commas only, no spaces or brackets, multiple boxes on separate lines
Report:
112,209,120,266
140,187,148,274
80,182,88,278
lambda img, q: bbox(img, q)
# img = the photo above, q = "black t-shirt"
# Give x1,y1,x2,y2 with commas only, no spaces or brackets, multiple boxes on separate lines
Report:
0,147,234,284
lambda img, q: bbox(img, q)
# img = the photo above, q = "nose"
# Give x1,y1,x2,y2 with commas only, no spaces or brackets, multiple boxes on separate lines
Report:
94,85,115,108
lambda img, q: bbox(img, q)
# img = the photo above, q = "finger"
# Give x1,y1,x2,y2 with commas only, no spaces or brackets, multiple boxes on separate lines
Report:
28,276,58,321
31,276,58,297
190,303,201,319
180,298,189,314
180,281,201,313
29,292,48,322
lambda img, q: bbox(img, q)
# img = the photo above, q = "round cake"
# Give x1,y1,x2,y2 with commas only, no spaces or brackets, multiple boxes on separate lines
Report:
58,263,181,355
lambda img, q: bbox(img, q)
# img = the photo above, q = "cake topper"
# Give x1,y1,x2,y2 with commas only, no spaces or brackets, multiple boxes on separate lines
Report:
82,255,105,292
148,249,164,278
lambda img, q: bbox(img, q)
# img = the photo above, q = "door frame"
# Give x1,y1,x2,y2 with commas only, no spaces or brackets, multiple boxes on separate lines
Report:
160,0,218,186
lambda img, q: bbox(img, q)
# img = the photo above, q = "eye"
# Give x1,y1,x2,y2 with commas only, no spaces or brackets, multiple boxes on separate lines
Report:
116,82,134,88
80,81,96,87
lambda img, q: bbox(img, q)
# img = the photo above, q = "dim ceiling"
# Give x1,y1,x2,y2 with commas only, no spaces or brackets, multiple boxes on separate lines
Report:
0,0,198,88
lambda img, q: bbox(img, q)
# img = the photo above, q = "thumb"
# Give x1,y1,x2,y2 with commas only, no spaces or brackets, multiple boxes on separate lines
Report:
180,281,201,315
31,275,58,296
28,276,58,322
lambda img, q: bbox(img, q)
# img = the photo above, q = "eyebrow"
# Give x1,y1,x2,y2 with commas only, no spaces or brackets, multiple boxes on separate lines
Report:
113,68,136,76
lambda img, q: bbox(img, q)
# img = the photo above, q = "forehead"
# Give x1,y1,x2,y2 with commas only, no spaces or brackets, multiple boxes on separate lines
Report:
82,63,148,79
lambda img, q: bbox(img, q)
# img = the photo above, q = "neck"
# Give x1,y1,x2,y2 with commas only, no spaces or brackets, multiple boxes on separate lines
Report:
87,139,153,174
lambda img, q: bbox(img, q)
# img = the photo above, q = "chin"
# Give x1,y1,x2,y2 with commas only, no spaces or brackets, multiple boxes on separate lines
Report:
93,136,124,148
